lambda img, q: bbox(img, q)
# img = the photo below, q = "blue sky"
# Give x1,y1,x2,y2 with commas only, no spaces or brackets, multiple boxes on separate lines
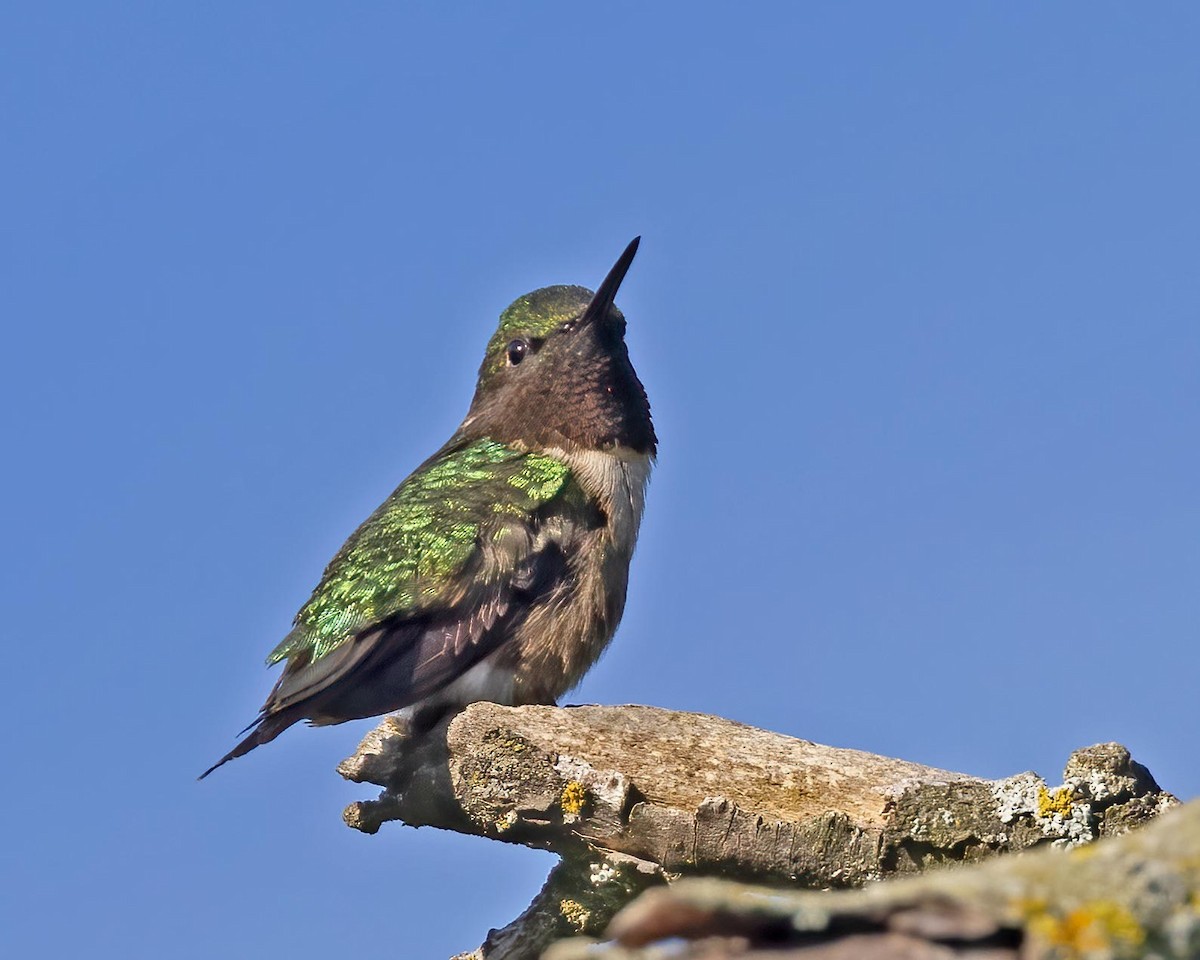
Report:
3,4,1198,958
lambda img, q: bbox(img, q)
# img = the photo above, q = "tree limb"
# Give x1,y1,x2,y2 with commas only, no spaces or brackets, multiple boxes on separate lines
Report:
546,799,1200,959
338,703,1175,959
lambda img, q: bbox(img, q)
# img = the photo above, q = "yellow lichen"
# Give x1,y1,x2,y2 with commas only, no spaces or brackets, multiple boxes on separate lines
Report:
559,898,591,932
1024,899,1144,956
1037,786,1075,819
560,780,590,819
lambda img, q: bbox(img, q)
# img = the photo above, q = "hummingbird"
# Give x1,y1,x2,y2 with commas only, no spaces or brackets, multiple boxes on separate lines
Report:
201,238,654,778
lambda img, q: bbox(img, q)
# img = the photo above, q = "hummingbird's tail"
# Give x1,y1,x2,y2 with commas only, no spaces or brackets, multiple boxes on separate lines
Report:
198,711,300,780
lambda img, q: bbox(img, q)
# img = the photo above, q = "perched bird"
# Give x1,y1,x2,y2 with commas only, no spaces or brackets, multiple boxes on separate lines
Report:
201,238,654,778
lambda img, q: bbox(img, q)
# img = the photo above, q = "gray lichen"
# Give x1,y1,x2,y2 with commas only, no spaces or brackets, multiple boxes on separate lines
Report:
340,706,1178,960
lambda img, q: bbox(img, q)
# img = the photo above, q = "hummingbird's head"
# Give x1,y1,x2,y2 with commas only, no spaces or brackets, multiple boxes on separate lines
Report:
461,238,656,456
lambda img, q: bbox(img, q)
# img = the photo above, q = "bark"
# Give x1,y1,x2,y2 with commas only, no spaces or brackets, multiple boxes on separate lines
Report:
545,800,1200,960
338,703,1176,960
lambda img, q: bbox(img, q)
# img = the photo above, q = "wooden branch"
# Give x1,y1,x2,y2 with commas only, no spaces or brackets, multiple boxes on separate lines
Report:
545,799,1200,960
338,703,1175,959
447,853,662,960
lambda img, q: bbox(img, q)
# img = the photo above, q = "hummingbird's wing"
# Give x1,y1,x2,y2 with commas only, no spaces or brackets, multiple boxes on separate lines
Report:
259,513,569,719
200,439,582,778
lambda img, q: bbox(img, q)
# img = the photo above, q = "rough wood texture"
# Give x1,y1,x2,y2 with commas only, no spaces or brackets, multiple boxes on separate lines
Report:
447,853,661,960
546,799,1200,960
338,704,1175,959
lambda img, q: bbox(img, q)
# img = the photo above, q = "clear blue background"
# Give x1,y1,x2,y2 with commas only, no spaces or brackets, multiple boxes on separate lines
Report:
3,4,1197,958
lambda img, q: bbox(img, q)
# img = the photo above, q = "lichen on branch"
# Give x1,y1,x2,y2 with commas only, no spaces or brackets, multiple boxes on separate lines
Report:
339,703,1176,960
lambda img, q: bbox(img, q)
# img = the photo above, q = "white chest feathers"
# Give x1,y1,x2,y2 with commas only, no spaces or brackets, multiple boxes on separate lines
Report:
548,446,653,555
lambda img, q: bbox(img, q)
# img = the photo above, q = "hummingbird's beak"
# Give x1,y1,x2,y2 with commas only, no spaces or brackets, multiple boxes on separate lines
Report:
579,236,640,329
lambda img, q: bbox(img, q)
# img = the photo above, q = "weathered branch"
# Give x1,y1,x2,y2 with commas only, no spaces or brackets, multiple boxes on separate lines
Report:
545,799,1200,959
338,703,1175,959
447,853,662,960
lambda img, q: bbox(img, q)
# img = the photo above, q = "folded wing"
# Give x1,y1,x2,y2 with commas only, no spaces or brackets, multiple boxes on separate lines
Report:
199,439,574,778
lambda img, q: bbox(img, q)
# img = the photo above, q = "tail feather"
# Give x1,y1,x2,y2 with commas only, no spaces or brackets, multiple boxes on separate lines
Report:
198,711,301,779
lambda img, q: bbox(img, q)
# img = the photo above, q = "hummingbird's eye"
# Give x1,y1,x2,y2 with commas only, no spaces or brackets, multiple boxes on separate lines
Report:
506,339,529,366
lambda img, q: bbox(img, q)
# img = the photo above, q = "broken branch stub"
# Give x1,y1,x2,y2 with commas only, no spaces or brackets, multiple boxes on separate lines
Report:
339,703,1174,887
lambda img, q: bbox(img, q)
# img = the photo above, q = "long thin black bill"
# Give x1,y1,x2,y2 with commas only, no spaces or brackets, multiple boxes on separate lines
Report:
579,236,640,327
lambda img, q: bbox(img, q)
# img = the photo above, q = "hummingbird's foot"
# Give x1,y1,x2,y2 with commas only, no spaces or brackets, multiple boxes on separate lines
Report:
395,700,460,738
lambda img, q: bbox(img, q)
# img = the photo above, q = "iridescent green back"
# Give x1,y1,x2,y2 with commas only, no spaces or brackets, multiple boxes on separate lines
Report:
268,439,569,665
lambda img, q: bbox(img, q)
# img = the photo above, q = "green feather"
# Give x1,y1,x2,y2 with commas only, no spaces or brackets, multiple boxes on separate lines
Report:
480,285,597,377
267,439,569,666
